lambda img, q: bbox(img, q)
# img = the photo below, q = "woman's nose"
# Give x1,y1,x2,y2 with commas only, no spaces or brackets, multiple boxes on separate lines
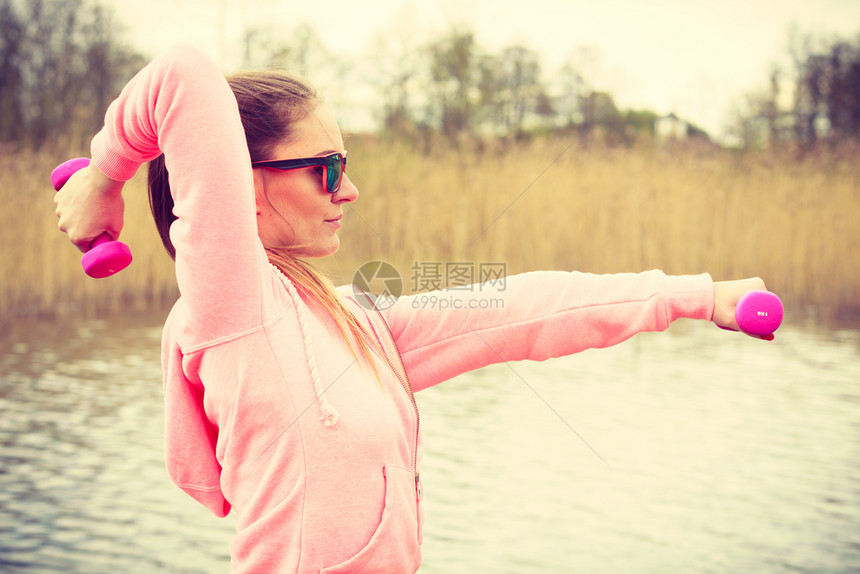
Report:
333,174,358,203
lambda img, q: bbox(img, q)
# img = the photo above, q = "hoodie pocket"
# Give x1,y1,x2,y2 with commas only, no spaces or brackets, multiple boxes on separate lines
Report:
320,464,421,574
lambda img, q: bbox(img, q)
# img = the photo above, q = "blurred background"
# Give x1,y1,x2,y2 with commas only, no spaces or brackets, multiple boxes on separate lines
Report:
1,0,858,572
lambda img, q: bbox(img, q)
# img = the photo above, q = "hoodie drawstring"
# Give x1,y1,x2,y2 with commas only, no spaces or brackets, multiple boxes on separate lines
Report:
274,265,339,427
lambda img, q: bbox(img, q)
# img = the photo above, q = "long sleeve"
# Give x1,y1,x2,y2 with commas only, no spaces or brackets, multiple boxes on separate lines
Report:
90,44,269,344
383,269,714,391
87,45,271,521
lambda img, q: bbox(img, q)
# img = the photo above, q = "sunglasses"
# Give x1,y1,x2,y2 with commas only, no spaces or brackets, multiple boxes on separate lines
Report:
251,152,347,193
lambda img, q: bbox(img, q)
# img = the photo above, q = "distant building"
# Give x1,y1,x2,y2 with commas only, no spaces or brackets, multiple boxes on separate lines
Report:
655,113,688,141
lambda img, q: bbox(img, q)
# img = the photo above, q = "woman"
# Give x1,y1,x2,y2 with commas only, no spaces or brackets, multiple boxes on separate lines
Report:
54,44,769,573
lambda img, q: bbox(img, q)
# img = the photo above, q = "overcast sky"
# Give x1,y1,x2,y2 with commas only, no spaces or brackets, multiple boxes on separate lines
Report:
112,0,860,139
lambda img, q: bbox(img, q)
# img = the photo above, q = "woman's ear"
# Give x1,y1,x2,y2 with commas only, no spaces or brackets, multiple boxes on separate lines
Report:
252,168,267,215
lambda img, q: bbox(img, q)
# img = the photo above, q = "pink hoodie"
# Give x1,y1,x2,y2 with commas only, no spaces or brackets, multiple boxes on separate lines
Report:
90,44,714,573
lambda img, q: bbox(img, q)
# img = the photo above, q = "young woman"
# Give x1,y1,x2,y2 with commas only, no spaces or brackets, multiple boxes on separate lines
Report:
54,44,769,573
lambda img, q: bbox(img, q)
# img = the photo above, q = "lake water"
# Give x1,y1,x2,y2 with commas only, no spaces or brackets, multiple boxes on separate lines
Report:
1,310,858,573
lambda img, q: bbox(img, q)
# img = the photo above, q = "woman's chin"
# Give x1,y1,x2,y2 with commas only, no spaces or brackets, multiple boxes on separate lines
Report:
299,237,340,259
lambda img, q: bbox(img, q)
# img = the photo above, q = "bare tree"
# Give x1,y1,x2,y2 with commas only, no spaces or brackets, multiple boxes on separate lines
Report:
240,22,353,118
0,0,25,142
824,39,860,140
0,0,143,147
366,6,424,138
426,29,478,140
554,58,589,129
730,28,860,150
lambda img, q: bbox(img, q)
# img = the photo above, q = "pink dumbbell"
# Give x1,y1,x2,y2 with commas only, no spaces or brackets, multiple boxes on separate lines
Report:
52,158,132,278
732,290,783,338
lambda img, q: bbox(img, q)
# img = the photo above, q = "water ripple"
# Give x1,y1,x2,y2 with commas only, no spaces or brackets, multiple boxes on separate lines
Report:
1,313,859,572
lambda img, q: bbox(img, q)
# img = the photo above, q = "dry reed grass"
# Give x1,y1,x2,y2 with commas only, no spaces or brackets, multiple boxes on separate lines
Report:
0,146,177,321
334,137,860,321
2,140,858,324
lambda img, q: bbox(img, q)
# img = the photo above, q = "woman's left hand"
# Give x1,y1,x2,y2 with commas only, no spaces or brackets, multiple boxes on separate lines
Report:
712,277,773,340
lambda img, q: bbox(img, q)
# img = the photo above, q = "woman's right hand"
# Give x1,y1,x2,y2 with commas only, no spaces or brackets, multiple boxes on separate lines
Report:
54,163,126,253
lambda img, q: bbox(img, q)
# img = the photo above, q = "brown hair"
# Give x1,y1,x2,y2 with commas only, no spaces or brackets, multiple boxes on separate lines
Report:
147,70,383,377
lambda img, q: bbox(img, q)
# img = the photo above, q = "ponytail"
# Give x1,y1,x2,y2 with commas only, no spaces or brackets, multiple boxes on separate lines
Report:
148,154,176,259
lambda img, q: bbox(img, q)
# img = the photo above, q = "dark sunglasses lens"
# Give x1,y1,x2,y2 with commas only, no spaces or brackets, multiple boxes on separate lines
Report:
326,154,344,192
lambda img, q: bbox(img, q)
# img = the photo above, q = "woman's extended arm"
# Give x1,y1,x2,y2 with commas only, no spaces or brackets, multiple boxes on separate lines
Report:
383,269,718,391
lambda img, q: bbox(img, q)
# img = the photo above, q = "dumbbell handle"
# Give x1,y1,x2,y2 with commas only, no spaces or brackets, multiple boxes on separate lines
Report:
52,158,133,278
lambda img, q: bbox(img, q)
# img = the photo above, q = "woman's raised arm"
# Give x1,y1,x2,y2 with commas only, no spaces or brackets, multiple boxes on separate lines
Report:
64,44,270,339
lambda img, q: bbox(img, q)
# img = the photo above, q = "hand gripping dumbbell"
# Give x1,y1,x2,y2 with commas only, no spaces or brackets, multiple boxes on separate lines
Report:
52,158,132,278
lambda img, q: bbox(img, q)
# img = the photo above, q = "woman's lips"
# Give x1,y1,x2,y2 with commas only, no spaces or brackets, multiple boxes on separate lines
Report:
325,215,342,228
